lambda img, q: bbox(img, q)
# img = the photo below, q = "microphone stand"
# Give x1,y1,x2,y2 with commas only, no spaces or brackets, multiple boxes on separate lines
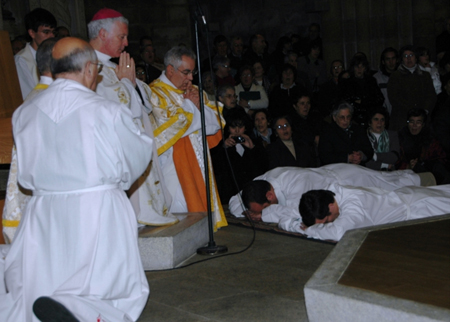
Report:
193,2,228,256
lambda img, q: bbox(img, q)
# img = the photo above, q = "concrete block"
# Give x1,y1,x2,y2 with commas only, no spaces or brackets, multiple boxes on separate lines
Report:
138,212,209,270
304,214,450,322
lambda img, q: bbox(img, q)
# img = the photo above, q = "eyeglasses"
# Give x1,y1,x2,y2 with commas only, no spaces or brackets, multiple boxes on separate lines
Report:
136,71,145,75
176,67,198,76
333,65,343,70
222,65,230,68
93,62,103,73
224,94,237,99
407,120,423,125
241,73,252,77
276,123,290,129
403,54,414,58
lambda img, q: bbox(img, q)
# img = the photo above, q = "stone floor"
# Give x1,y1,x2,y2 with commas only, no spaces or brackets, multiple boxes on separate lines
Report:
139,224,335,322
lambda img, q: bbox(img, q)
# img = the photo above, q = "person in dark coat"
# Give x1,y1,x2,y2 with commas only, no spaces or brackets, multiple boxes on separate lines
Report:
387,45,436,130
211,108,267,203
319,102,373,166
266,115,314,169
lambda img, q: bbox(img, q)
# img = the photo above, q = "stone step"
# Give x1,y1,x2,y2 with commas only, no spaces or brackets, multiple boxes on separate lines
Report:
138,212,209,271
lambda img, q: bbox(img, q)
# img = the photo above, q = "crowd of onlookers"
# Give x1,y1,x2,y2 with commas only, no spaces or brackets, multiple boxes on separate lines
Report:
185,22,450,203
12,20,450,204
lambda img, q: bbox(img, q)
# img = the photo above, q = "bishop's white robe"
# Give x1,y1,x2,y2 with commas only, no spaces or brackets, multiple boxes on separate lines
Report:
229,164,422,220
0,79,152,321
95,50,177,225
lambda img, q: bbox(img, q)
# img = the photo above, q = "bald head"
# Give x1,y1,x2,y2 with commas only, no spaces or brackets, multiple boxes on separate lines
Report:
51,37,97,76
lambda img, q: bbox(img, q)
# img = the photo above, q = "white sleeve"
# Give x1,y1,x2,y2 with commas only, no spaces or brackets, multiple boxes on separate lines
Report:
262,204,300,223
228,193,245,217
182,99,220,137
15,56,35,100
249,88,269,109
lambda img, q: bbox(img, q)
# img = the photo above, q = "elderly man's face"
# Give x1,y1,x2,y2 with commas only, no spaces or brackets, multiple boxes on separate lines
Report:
333,108,352,129
402,50,416,68
167,55,196,91
140,39,155,64
103,21,128,58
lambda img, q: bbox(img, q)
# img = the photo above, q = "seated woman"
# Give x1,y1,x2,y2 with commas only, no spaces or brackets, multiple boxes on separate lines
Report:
253,109,277,148
339,55,384,127
290,92,325,166
202,71,216,102
211,108,267,203
269,64,306,118
266,115,314,169
365,108,400,170
234,65,269,115
253,60,271,95
397,108,450,184
217,85,246,119
319,102,373,166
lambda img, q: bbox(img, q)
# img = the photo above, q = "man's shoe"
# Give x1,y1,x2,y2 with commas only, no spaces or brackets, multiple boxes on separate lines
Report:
33,296,79,322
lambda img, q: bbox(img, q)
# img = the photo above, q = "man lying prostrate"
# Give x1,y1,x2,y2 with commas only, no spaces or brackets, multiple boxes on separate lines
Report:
229,164,429,221
291,184,450,241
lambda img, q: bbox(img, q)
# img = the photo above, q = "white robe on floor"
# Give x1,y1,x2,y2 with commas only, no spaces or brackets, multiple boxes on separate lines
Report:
287,184,450,241
0,79,152,321
229,164,421,220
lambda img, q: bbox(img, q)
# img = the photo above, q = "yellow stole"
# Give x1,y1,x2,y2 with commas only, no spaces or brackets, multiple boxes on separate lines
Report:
150,80,227,230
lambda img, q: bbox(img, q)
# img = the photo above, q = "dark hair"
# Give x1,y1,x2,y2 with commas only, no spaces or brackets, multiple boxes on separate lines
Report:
275,36,291,52
330,59,344,74
280,63,297,83
36,38,58,74
309,23,321,32
224,108,250,132
415,46,429,58
249,34,264,46
379,47,399,73
308,39,321,53
241,180,272,209
407,108,428,124
239,65,254,78
252,109,271,124
25,8,56,33
299,190,335,227
349,55,370,78
272,115,292,132
290,91,311,107
139,36,153,52
399,45,415,59
367,107,389,126
214,34,227,47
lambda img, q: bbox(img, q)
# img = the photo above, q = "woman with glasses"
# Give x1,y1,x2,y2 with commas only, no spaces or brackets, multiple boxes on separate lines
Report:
266,115,314,170
397,108,450,184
